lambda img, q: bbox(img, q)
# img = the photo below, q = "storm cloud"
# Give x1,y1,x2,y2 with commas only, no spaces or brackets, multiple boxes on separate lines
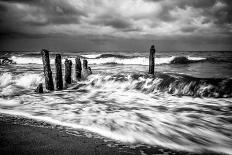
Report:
0,0,231,51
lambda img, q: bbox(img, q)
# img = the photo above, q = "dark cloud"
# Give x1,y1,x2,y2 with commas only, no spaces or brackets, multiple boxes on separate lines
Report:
0,0,86,26
93,16,131,29
0,0,231,50
104,18,131,29
90,14,140,32
144,0,163,2
145,0,231,25
0,31,47,39
178,0,217,9
0,0,34,3
0,31,65,39
181,26,198,33
87,35,114,45
0,0,87,39
183,0,231,25
0,3,7,12
214,1,232,25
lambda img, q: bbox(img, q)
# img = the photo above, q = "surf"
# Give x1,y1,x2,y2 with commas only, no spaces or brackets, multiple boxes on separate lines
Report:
11,55,209,65
1,71,231,98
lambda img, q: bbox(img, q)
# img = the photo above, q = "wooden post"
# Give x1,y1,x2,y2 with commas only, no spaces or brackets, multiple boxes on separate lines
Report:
75,57,82,80
55,54,63,90
82,59,92,79
149,45,156,75
88,67,92,74
65,59,72,86
35,83,43,93
83,59,88,69
41,49,54,91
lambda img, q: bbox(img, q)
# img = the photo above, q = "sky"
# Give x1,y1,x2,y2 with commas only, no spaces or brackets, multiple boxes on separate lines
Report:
0,0,231,51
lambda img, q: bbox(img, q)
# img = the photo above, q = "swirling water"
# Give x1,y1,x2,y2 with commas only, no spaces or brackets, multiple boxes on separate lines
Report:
0,50,232,154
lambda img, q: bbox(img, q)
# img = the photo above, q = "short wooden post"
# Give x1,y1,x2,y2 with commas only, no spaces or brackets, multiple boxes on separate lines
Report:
88,67,92,74
82,59,92,79
35,83,43,93
149,45,156,75
75,57,82,80
65,59,72,86
41,49,54,91
83,59,88,69
55,54,63,90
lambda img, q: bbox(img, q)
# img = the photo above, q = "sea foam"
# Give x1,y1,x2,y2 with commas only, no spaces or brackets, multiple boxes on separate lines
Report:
0,73,43,96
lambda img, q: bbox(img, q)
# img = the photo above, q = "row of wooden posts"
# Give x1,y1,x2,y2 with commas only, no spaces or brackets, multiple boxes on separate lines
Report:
36,45,156,93
35,49,90,93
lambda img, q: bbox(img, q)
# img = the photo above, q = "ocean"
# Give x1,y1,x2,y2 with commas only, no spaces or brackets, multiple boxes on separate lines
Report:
0,50,232,154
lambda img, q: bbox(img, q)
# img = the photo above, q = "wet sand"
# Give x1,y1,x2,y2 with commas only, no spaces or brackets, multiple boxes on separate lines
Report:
0,114,220,155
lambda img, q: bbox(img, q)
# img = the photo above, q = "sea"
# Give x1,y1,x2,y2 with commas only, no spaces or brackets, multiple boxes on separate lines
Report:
0,50,232,154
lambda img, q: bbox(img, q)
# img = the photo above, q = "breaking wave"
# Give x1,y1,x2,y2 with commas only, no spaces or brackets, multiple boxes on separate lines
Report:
1,71,231,98
2,51,232,155
11,55,208,66
0,72,232,154
0,73,43,97
77,73,232,98
0,71,232,154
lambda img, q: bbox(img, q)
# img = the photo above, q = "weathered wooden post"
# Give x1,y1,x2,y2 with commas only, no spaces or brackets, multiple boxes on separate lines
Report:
82,59,92,79
41,49,54,91
83,59,88,69
55,54,63,90
75,57,82,80
65,59,72,86
35,83,43,93
149,45,156,75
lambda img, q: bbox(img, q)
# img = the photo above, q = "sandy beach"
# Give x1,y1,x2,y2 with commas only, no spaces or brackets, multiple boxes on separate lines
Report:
0,114,221,155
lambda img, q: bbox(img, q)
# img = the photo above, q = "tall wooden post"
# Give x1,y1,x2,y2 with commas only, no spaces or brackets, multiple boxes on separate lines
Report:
41,49,54,91
149,45,156,75
75,57,82,80
55,54,63,90
83,59,88,69
65,59,72,86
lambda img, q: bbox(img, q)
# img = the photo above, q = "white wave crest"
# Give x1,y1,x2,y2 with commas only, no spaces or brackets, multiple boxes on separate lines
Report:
11,55,206,66
11,56,43,64
15,73,43,88
0,73,13,87
0,73,43,96
88,57,148,65
81,54,101,59
188,56,205,61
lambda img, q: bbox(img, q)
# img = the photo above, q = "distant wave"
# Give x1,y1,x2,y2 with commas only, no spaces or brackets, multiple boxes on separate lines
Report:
10,51,232,66
11,56,43,64
11,55,210,65
81,54,134,59
95,54,134,59
170,56,202,64
81,54,101,59
170,57,232,64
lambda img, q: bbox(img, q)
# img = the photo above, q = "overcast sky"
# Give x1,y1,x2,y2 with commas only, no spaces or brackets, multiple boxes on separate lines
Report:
0,0,231,51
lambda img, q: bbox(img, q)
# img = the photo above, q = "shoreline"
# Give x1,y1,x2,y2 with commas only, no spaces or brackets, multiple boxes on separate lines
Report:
0,113,221,155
